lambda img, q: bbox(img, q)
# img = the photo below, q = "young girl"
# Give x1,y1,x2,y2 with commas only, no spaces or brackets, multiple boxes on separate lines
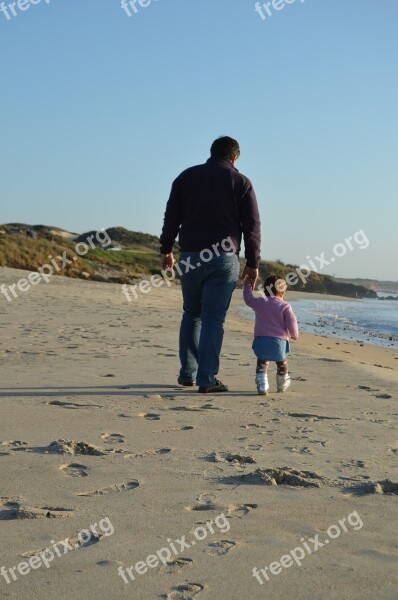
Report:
243,275,299,395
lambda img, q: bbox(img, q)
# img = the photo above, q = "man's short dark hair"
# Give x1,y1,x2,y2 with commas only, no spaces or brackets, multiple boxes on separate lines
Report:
210,136,240,161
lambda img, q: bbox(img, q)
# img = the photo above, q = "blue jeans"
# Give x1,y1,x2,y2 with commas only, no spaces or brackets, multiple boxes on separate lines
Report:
178,251,240,387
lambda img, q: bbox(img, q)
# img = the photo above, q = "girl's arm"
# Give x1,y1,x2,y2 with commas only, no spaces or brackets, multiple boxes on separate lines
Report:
243,280,262,308
284,305,299,339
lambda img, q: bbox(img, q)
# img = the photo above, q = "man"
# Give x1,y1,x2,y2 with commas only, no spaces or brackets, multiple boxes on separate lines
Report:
160,136,261,393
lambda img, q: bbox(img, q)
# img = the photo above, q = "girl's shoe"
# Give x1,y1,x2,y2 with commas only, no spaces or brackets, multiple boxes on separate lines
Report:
277,373,291,392
255,372,269,395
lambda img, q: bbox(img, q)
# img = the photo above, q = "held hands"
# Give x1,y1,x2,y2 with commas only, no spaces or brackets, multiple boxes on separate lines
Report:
161,253,175,271
241,266,258,289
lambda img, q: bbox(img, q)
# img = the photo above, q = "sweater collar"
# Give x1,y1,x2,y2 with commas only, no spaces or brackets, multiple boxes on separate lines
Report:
206,157,238,171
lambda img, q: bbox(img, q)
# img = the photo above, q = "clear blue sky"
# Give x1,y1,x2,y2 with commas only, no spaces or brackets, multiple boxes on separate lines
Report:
1,0,397,280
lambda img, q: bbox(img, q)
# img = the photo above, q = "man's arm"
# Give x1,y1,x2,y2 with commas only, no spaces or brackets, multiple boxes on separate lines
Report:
159,178,182,266
239,182,261,269
239,181,261,287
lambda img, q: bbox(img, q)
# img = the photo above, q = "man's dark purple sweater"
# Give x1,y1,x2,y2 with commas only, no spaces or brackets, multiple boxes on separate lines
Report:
160,158,261,268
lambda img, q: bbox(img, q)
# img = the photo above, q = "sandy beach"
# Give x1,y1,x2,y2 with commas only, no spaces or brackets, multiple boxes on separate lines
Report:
0,267,397,600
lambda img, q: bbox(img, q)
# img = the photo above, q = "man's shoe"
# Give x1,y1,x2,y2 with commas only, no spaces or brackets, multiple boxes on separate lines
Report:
198,379,228,394
177,376,196,387
255,372,269,395
277,373,291,393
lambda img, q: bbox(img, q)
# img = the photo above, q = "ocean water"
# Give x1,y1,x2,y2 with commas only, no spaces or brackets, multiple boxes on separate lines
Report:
290,296,398,349
240,293,398,349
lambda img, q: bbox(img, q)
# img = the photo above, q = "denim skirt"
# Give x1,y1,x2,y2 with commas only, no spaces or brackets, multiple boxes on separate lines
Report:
252,336,290,362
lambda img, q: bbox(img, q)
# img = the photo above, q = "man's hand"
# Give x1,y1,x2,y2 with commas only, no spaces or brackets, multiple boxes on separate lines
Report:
241,266,258,289
161,253,175,271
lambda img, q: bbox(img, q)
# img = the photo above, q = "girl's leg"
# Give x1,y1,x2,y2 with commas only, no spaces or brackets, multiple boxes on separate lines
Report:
276,360,288,375
276,360,291,392
256,359,269,373
255,360,269,395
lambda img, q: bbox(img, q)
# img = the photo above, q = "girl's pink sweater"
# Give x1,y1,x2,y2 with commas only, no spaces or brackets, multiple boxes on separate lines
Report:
243,281,299,340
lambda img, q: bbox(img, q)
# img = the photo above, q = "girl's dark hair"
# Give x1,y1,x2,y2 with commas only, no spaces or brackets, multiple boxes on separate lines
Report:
263,275,286,297
210,136,240,161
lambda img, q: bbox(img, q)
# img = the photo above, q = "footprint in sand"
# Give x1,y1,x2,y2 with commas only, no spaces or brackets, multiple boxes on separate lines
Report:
154,426,194,433
162,583,204,600
0,499,73,520
347,479,398,496
295,426,314,434
59,463,89,477
0,441,28,455
101,433,125,444
185,501,217,512
160,558,193,573
78,480,139,496
1,440,28,448
124,448,172,459
204,540,236,556
208,452,256,465
137,412,161,421
308,438,329,447
373,480,398,495
47,400,103,409
226,503,258,518
96,560,125,568
289,412,341,421
241,467,325,488
154,447,172,455
344,459,367,468
318,358,343,363
286,446,313,454
22,533,104,557
47,440,106,456
185,493,218,512
358,385,380,392
184,497,258,522
169,406,203,413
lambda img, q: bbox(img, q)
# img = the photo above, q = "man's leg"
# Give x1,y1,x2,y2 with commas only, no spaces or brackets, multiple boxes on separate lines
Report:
179,255,202,382
196,255,239,388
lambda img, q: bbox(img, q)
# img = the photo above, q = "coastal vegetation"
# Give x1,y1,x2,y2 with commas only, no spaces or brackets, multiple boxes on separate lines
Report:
0,224,377,299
